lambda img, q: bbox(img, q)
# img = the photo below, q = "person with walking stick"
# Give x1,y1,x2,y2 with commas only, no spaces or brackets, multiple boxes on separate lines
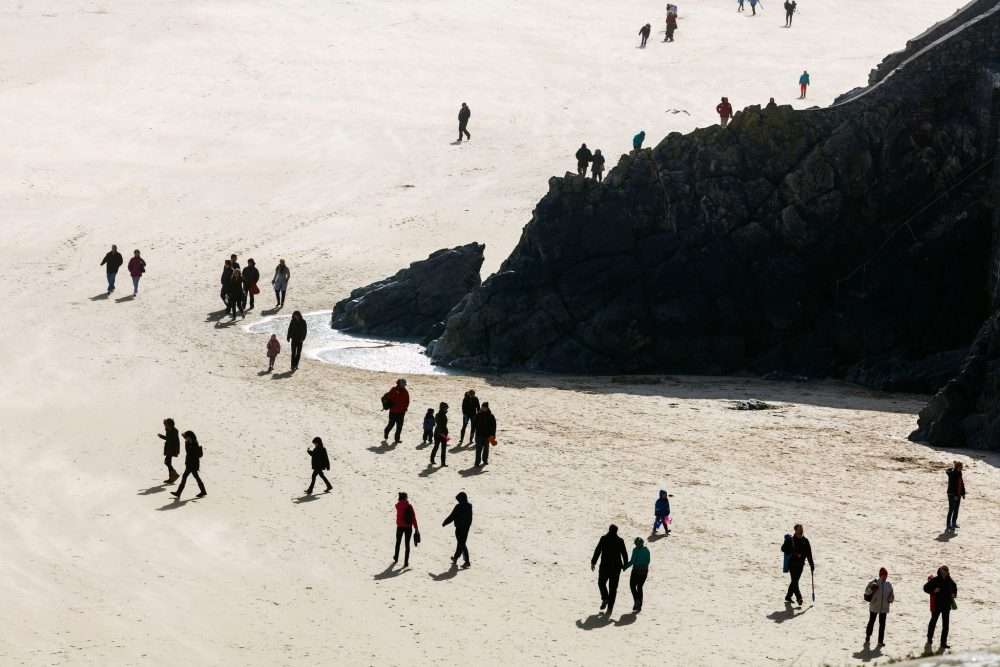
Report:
780,523,814,606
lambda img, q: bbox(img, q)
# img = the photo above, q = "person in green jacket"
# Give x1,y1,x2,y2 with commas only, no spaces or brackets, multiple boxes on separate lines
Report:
624,537,651,612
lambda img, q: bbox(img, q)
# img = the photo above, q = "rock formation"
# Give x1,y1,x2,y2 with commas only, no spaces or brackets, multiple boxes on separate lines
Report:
431,0,1000,417
330,243,484,339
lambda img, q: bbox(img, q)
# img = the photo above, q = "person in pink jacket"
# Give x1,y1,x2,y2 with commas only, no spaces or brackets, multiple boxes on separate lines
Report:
266,334,281,372
127,250,146,296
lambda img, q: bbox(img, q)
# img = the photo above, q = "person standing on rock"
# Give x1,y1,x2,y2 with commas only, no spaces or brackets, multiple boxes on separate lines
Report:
457,103,471,143
798,70,810,99
170,430,207,499
864,567,894,648
220,259,233,306
459,390,480,446
575,143,592,177
305,437,332,494
431,401,449,467
242,258,260,311
127,250,146,297
442,491,473,568
784,0,797,26
157,418,181,484
227,268,245,319
665,12,677,41
623,537,651,612
638,23,651,48
945,461,965,532
286,310,307,371
716,97,734,127
781,523,814,606
272,259,290,308
633,130,646,151
591,524,628,616
382,378,410,444
100,244,124,294
591,150,606,182
924,565,957,651
393,492,419,568
473,402,496,467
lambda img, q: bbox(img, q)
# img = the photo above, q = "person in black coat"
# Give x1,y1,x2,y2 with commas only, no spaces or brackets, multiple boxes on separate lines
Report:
431,402,449,466
305,437,332,494
591,524,628,616
171,431,207,499
459,390,480,445
157,418,181,484
442,491,473,567
220,260,233,306
457,103,471,143
242,258,260,310
945,461,966,532
100,245,124,293
227,270,245,319
591,150,606,183
473,402,496,467
781,523,815,605
287,310,308,371
575,144,592,176
924,566,958,649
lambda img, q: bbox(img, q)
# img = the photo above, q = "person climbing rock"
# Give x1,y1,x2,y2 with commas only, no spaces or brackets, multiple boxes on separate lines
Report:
575,143,592,177
624,537,651,612
459,389,480,445
286,310,307,371
591,149,606,182
442,491,473,568
100,244,123,293
305,437,332,494
457,103,471,143
591,524,628,616
633,130,646,151
170,431,207,499
393,492,419,567
473,402,496,467
945,461,966,532
157,418,180,484
716,97,734,127
799,70,810,99
638,23,651,48
431,401,449,467
382,378,410,444
780,523,814,606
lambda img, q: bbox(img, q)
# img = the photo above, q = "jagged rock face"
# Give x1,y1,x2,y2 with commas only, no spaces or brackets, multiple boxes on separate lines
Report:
431,5,1000,382
330,243,484,339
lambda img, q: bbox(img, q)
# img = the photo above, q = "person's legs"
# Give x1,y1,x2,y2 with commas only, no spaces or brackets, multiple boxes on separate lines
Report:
192,471,206,495
176,470,190,496
384,415,395,441
460,415,470,442
393,413,404,443
787,566,803,602
307,470,318,494
475,438,484,466
598,571,610,606
132,275,140,295
280,289,286,306
940,608,950,646
482,440,490,465
402,527,411,565
631,568,647,611
453,529,469,564
107,271,116,292
866,612,877,642
317,471,332,491
394,527,404,561
928,610,941,643
952,495,961,527
164,455,178,482
291,341,302,369
947,495,959,529
878,612,887,645
430,435,440,463
606,568,621,614
438,433,446,465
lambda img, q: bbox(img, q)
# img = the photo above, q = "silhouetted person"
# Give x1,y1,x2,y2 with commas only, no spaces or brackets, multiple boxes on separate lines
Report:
624,537,651,612
272,259,290,307
171,431,206,499
422,408,435,445
638,23,651,47
473,402,496,467
229,253,240,271
287,310,307,371
591,524,628,616
227,269,245,319
633,130,646,151
305,437,332,494
784,0,796,26
864,567,894,647
765,97,778,110
575,143,592,176
266,334,281,371
431,401,449,467
591,150,606,182
127,250,146,296
945,461,965,532
652,489,670,535
158,418,180,483
665,13,677,41
393,492,419,567
717,97,734,127
382,378,410,444
220,259,233,306
924,566,957,650
242,258,260,310
442,491,472,567
798,70,810,99
459,389,480,445
100,245,123,293
781,523,814,605
457,103,471,143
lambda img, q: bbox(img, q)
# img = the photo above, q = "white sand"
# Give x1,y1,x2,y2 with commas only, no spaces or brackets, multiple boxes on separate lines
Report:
2,0,998,665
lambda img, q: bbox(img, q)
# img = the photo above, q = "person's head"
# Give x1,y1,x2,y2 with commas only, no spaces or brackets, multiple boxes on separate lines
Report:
111,244,117,251
581,143,587,149
481,401,490,412
722,96,729,103
232,268,242,279
312,436,323,447
398,491,408,502
224,259,231,267
462,102,468,108
595,149,602,156
440,401,448,412
247,258,255,267
468,389,475,396
793,523,803,537
954,461,963,471
292,310,302,321
426,407,434,416
659,489,667,498
878,567,888,581
269,333,277,339
939,565,950,578
278,258,286,266
133,249,141,257
164,417,174,428
769,97,776,104
182,430,197,444
456,491,468,503
634,537,644,547
230,254,238,262
397,378,407,388
608,524,618,535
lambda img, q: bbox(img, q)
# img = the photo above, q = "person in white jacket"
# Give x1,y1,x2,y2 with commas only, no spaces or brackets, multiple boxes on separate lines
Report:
865,567,895,647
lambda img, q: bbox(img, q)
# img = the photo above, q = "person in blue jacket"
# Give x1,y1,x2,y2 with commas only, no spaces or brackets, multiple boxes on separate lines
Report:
799,70,810,99
652,489,671,535
633,130,646,151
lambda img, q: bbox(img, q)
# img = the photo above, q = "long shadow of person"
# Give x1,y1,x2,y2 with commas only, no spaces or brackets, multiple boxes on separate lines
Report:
766,601,811,623
205,308,228,322
214,319,240,329
271,370,295,380
935,531,956,542
459,466,486,478
647,532,668,543
615,612,638,626
260,306,283,317
373,564,408,580
115,295,135,303
137,484,169,496
429,564,459,581
292,494,321,504
367,442,398,455
156,498,197,511
575,614,613,630
418,465,442,478
851,644,884,662
90,293,110,301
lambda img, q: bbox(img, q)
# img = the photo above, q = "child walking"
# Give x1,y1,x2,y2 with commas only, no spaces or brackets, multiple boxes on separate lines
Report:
422,408,435,445
652,489,671,535
306,437,332,494
266,334,281,372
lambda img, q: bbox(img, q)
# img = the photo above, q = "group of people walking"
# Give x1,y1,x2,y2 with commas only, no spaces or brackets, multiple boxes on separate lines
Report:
219,254,291,319
156,418,207,498
391,490,474,570
574,144,607,182
100,245,146,296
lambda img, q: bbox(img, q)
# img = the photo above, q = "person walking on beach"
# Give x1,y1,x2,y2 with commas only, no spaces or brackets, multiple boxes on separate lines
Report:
220,259,233,306
227,268,245,319
127,250,146,297
459,389,480,446
457,103,471,143
638,23,651,48
100,245,124,293
716,97,734,127
591,524,628,616
781,523,814,605
575,143,592,177
924,566,957,650
652,489,671,535
784,0,797,26
442,491,473,568
665,12,677,41
798,70,810,99
422,408,435,445
158,418,181,484
748,0,760,15
286,310,307,371
242,258,260,310
591,149,606,182
431,401,449,467
393,492,419,567
945,461,966,532
305,437,332,494
624,537,651,612
266,334,281,372
272,259,290,308
381,378,410,444
738,0,745,12
170,431,206,499
473,402,496,467
633,130,646,151
864,567,894,648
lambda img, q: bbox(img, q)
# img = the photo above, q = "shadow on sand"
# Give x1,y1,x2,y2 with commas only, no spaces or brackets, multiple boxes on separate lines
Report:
575,613,613,630
367,442,398,455
260,306,283,317
205,308,229,323
429,564,459,581
459,465,486,478
373,564,408,580
766,602,811,623
271,370,295,380
292,494,321,504
115,295,135,303
418,464,444,477
851,644,884,662
935,530,957,542
137,484,170,496
90,292,110,301
156,497,198,511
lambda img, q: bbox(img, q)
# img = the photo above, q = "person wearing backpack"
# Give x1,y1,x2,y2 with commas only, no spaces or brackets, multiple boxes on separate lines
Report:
780,523,814,605
924,565,957,650
393,492,419,567
171,431,206,499
381,379,410,444
305,437,332,494
864,567,894,647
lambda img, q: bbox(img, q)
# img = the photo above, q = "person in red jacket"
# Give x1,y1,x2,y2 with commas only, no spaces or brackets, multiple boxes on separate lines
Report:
393,492,419,567
382,378,410,444
716,97,734,127
127,249,146,297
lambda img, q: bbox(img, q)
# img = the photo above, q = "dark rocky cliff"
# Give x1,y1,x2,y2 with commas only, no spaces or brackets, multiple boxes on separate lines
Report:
431,2,1000,408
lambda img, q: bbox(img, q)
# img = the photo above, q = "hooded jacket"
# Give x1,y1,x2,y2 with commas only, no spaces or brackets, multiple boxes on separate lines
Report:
127,256,146,277
633,131,646,149
717,100,734,118
443,493,473,533
183,438,202,471
575,146,592,164
474,409,496,440
242,264,260,288
655,491,670,517
458,105,471,124
435,407,449,435
267,337,281,357
395,500,418,529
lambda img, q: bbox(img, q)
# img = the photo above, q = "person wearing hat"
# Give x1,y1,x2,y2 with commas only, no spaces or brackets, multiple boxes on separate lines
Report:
305,437,332,495
945,461,966,532
624,537,651,612
864,567,894,647
473,402,496,467
382,378,410,445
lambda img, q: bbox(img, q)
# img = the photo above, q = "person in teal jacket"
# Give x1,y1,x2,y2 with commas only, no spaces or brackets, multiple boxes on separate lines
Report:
632,130,646,151
799,70,810,99
624,537,651,612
